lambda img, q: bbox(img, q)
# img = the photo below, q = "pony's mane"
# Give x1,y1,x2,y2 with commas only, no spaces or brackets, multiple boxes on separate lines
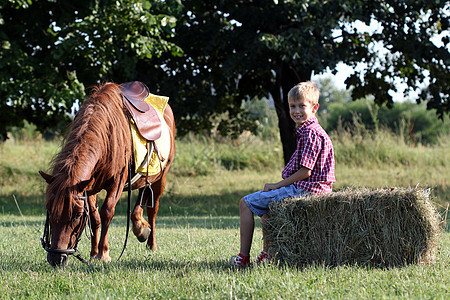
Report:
46,82,131,220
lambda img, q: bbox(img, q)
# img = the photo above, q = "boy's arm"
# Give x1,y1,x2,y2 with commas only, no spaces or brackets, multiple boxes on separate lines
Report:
263,167,311,192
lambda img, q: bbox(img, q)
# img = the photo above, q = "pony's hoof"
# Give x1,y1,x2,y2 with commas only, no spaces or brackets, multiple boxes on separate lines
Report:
137,227,151,243
146,243,157,251
93,253,111,263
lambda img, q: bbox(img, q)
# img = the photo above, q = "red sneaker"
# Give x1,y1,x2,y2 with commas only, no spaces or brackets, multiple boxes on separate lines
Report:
254,251,273,265
229,253,251,268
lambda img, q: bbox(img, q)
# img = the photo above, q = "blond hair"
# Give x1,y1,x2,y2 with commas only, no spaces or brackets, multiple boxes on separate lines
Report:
288,81,320,105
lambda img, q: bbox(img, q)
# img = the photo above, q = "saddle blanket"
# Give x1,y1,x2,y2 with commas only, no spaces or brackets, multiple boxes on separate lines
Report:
130,93,171,176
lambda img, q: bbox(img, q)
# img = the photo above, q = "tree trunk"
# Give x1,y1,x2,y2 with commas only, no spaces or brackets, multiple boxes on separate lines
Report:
272,63,311,165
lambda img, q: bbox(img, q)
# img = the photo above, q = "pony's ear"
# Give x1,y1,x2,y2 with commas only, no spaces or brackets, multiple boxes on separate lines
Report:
39,171,54,184
77,178,93,192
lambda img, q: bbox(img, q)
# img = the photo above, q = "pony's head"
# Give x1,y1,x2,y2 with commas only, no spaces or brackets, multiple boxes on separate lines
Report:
40,171,92,267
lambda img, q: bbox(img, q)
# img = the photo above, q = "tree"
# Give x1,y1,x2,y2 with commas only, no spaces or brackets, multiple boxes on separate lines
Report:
143,0,449,163
0,0,182,140
1,0,449,165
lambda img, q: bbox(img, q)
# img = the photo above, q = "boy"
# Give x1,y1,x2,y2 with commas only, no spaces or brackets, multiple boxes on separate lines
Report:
230,81,335,267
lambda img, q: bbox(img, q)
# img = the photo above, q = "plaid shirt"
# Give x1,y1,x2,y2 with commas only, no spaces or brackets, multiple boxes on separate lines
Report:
281,116,335,194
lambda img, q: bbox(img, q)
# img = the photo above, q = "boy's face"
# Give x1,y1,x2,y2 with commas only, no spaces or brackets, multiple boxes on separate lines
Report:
288,97,319,126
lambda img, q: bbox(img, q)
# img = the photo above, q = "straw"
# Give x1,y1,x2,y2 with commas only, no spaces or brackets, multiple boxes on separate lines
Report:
264,187,444,268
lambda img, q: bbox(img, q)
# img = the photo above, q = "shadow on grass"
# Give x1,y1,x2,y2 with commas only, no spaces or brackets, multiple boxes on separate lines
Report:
0,194,46,216
116,257,235,273
0,219,45,228
2,185,448,232
1,252,242,274
0,215,241,230
3,183,449,216
0,187,258,217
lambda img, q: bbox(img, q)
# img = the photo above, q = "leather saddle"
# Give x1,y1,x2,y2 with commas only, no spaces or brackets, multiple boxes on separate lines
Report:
119,81,162,141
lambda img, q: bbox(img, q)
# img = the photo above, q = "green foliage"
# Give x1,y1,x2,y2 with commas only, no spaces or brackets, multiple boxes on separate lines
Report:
315,76,450,145
7,120,42,142
0,0,182,140
331,121,449,169
316,77,352,129
325,98,450,145
344,1,450,119
244,98,280,141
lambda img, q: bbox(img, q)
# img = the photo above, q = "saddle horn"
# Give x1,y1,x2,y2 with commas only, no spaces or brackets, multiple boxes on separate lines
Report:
119,81,151,113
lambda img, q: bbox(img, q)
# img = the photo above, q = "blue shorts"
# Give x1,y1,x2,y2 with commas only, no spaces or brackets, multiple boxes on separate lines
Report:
244,184,308,217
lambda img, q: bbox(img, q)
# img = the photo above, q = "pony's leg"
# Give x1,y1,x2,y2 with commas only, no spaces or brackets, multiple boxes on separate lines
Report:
96,188,122,262
88,194,101,259
131,188,151,243
146,175,166,251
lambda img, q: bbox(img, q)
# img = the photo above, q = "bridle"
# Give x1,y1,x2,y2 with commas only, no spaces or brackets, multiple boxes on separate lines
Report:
41,190,92,264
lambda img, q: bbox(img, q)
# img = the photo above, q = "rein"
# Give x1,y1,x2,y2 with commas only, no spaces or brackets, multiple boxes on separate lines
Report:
117,161,132,261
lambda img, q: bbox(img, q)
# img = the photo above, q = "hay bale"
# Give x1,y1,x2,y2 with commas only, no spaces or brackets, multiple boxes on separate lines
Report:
264,187,444,268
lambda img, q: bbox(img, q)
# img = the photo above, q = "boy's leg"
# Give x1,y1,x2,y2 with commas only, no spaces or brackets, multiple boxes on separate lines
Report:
253,213,274,264
239,197,254,256
261,214,271,253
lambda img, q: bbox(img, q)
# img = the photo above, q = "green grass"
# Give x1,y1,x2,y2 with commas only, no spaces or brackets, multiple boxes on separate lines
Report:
0,215,449,299
0,128,449,299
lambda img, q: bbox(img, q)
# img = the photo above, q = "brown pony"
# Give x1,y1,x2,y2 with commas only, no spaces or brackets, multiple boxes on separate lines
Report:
39,82,175,266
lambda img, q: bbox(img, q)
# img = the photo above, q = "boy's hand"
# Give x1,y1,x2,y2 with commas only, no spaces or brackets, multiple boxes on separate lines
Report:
263,183,278,192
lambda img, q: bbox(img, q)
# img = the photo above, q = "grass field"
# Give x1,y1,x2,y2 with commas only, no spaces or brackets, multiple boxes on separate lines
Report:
0,128,449,299
1,214,449,299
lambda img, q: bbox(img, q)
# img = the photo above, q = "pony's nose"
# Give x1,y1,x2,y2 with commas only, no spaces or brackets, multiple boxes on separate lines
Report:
47,252,68,267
